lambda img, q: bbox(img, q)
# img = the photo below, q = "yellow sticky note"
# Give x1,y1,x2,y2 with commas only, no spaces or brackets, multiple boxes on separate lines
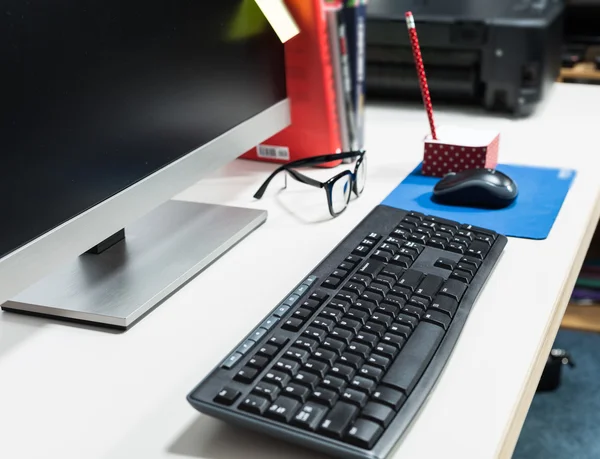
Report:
254,0,300,43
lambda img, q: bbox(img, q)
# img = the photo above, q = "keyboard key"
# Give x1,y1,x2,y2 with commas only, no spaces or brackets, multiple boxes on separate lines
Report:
439,279,468,301
322,277,341,289
362,321,386,338
302,326,327,343
345,419,384,449
403,240,424,255
389,254,412,268
253,382,280,402
221,352,243,369
310,388,339,408
397,247,418,261
431,295,459,318
283,294,301,307
362,402,395,428
360,238,376,249
358,365,384,383
388,323,412,339
371,250,393,263
321,375,346,393
372,386,407,410
378,243,397,254
403,305,424,319
376,303,401,319
456,229,474,241
347,341,370,359
395,313,419,330
294,371,320,391
273,305,291,318
257,344,279,358
214,387,241,405
354,298,378,314
283,383,311,403
309,290,329,303
282,318,304,332
392,227,411,239
304,359,329,378
247,355,269,370
456,262,476,276
349,274,371,288
311,317,335,333
345,254,362,265
329,298,351,313
366,232,383,242
239,395,270,415
357,260,384,280
313,348,337,366
397,270,423,291
381,322,445,394
369,312,392,327
292,308,312,320
373,343,398,360
336,291,358,304
381,265,405,281
330,327,354,345
338,352,364,370
300,299,320,311
427,237,446,249
352,245,371,257
341,388,368,407
366,282,390,297
346,308,369,324
294,337,318,353
366,354,391,371
423,310,452,330
452,236,471,247
380,333,406,350
266,396,301,423
342,282,365,296
434,257,457,270
331,268,348,279
426,215,459,228
260,316,280,331
447,242,466,254
450,269,473,283
235,339,256,355
268,335,289,348
374,275,395,290
320,307,343,322
322,337,346,355
319,402,358,438
415,275,444,300
338,261,355,272
328,362,354,381
302,275,318,287
338,317,362,334
294,284,311,297
475,234,494,246
274,358,301,375
292,402,328,431
460,224,496,240
408,295,430,310
264,370,291,387
350,375,377,395
466,241,490,259
354,331,379,348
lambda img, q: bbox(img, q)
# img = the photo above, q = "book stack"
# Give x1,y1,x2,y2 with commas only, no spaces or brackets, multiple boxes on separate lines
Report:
241,0,368,167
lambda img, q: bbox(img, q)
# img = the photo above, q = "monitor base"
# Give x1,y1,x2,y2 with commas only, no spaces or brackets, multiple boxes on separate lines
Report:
2,200,267,329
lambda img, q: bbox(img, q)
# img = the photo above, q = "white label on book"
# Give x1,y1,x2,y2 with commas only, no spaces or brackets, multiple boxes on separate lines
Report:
257,144,290,161
254,0,299,43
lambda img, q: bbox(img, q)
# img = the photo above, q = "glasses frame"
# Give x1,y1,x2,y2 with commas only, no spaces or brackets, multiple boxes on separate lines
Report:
253,150,367,217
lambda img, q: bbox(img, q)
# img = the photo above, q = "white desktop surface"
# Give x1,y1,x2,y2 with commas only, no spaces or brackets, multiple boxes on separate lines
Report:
1,83,599,459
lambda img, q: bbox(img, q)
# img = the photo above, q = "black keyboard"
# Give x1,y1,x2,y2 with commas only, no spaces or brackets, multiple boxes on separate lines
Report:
187,205,507,459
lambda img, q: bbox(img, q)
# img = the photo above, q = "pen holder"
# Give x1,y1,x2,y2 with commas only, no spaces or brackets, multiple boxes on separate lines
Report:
421,126,500,177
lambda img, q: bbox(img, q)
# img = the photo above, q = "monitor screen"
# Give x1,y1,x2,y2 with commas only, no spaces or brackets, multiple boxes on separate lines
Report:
0,0,286,259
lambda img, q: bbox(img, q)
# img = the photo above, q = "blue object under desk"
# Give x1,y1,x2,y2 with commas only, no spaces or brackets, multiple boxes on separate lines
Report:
381,163,576,240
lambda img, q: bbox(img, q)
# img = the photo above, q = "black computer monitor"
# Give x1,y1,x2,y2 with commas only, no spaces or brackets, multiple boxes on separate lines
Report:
0,0,289,327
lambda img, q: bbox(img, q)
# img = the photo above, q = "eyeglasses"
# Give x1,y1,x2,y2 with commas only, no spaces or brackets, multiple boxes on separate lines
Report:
253,150,367,217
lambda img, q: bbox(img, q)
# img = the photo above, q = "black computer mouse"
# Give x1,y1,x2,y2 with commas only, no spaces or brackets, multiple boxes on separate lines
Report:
432,168,518,209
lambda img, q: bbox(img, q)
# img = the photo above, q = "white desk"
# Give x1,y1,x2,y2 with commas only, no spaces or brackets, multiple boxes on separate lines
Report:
1,83,600,459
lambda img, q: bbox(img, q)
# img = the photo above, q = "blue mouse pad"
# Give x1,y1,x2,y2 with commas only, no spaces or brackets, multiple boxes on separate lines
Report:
381,164,576,240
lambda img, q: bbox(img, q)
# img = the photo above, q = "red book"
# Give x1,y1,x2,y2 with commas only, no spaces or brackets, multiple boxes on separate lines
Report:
241,0,343,167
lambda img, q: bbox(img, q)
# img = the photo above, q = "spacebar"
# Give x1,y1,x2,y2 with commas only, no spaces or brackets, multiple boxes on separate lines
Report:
381,322,445,394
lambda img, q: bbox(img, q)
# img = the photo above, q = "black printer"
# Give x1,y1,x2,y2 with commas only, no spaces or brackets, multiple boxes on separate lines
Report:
366,0,565,116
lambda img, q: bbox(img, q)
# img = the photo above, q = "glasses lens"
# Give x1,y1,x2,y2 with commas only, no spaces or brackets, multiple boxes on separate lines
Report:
330,175,352,215
356,156,367,194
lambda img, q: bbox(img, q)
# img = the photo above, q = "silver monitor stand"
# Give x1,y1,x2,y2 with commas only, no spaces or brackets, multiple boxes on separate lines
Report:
2,200,266,329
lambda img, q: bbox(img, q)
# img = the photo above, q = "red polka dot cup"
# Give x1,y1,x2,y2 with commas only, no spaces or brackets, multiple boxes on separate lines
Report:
422,126,500,177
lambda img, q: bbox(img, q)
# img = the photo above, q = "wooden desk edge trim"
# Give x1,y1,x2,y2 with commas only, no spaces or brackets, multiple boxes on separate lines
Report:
496,187,600,459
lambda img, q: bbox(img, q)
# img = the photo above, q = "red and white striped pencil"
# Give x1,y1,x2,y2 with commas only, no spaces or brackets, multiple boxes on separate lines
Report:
405,11,437,140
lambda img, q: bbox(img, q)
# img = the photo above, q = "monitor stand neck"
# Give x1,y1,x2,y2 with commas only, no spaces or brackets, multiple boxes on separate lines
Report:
2,200,267,329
